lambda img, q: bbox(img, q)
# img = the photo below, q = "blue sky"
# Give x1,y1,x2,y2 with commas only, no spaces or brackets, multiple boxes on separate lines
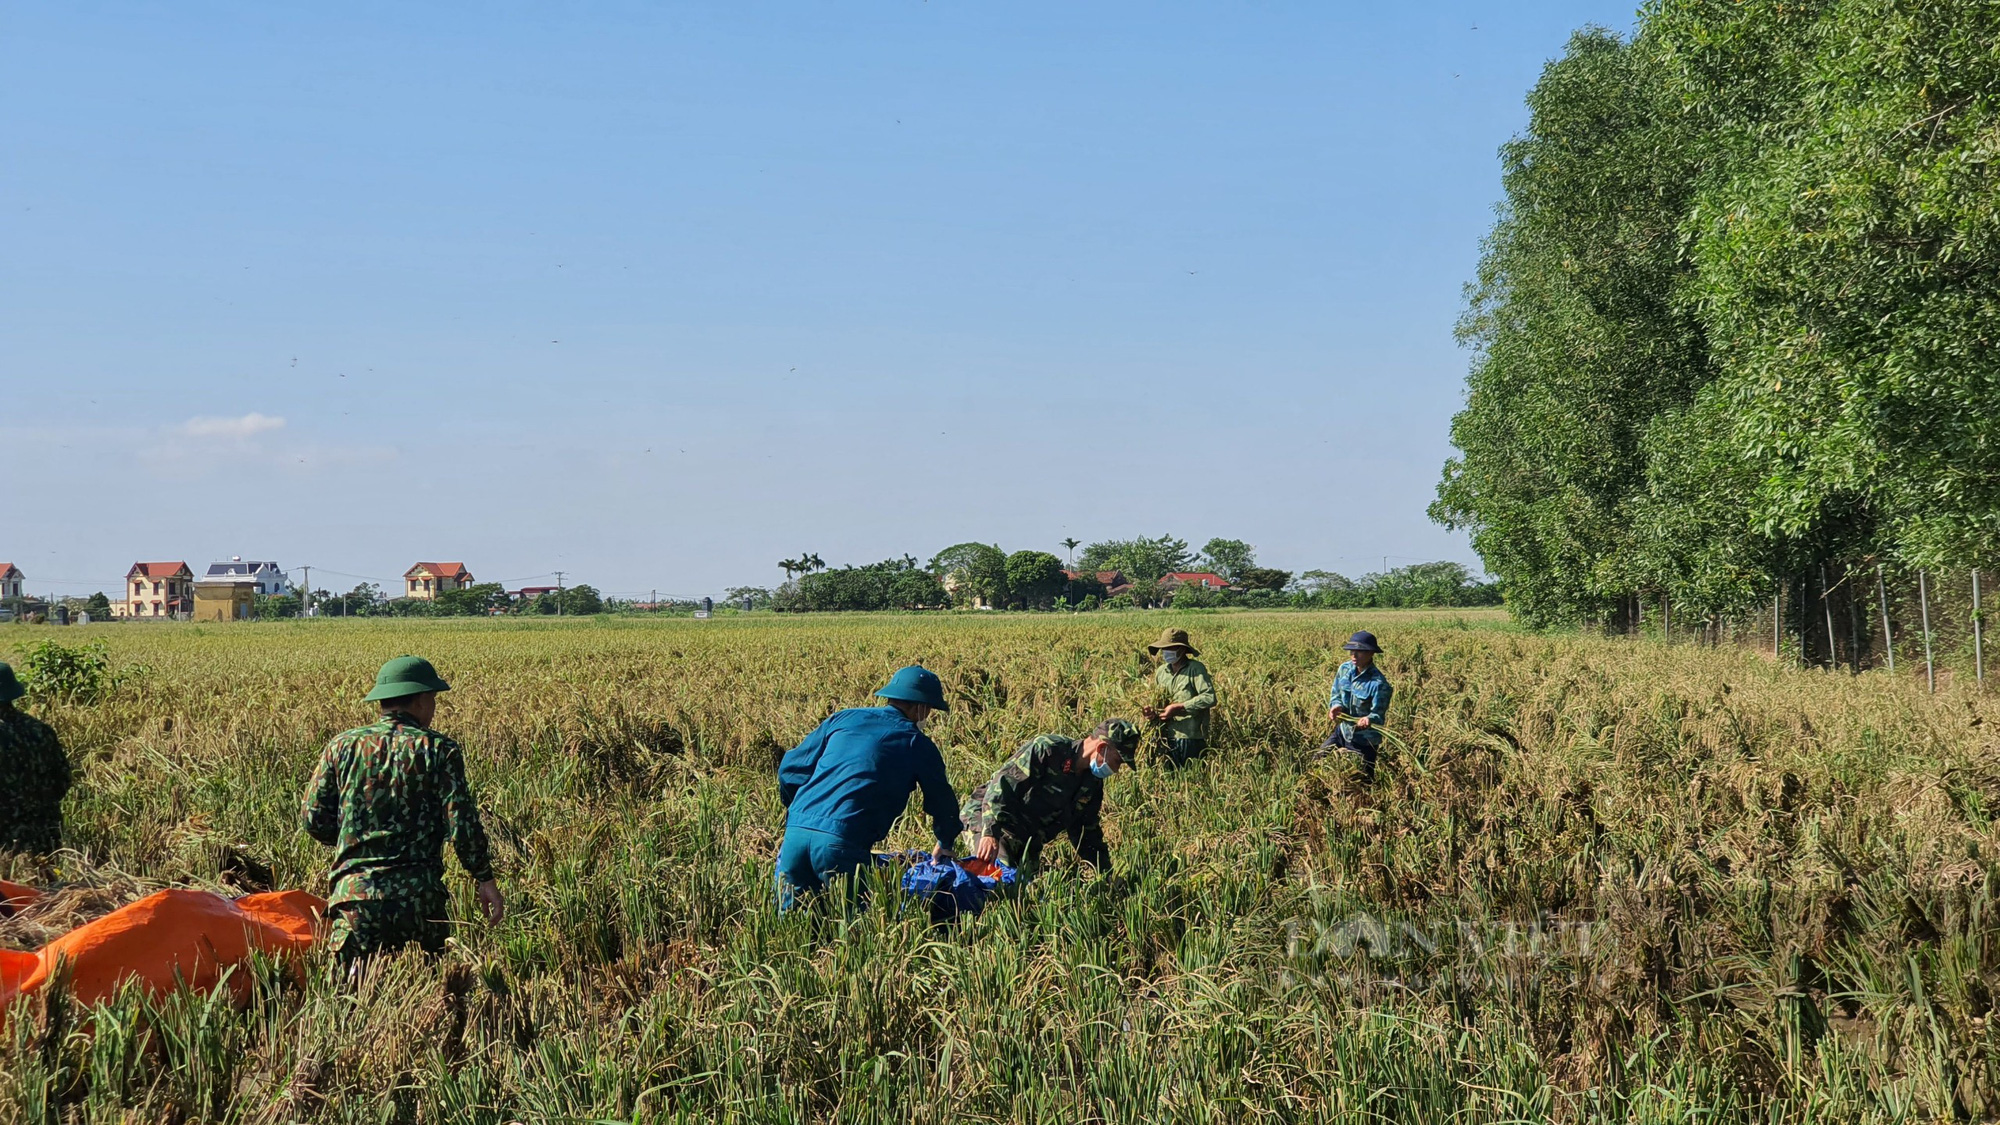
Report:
2,2,1635,600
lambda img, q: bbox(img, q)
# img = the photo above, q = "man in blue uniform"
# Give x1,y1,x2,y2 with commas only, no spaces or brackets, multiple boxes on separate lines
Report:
775,665,964,909
1320,631,1393,779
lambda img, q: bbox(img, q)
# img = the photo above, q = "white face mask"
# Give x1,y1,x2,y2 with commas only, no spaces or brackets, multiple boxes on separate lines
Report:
1159,649,1181,663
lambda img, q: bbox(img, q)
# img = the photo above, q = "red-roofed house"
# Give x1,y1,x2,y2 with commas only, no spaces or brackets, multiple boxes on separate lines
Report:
0,564,22,602
1062,568,1133,597
119,561,194,618
404,562,473,600
1159,571,1230,593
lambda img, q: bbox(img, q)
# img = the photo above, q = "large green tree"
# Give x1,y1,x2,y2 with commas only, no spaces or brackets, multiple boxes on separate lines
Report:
1432,26,1711,627
929,543,1009,608
1436,4,2000,626
1003,551,1067,610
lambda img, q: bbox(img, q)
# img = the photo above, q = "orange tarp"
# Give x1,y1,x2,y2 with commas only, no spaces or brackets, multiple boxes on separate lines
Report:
0,888,325,1014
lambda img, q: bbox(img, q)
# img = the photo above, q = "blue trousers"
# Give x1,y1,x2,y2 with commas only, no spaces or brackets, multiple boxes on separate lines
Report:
774,826,873,912
1319,726,1380,778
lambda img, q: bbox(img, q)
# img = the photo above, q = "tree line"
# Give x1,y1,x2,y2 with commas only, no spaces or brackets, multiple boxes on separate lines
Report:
729,537,1499,613
1433,2,2000,630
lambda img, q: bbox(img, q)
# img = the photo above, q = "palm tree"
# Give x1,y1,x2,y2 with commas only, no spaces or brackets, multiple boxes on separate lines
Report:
1061,538,1081,569
778,558,800,582
803,552,826,574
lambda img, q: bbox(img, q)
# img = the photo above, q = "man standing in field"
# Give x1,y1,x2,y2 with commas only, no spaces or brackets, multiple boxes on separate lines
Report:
1142,628,1217,767
775,665,964,909
0,662,71,854
302,656,505,968
1321,631,1393,780
963,718,1139,875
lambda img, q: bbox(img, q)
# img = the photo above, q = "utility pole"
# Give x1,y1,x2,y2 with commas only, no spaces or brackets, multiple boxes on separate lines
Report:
299,566,311,619
554,571,566,616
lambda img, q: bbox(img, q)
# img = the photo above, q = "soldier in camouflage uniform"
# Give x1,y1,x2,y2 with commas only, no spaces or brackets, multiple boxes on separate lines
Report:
963,718,1140,875
0,662,71,854
302,656,504,967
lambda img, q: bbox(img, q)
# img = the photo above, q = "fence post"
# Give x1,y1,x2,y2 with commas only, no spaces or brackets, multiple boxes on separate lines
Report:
1663,596,1671,644
1821,564,1837,669
1798,575,1808,669
1920,569,1936,693
1876,564,1895,673
1774,584,1783,662
1975,569,1985,688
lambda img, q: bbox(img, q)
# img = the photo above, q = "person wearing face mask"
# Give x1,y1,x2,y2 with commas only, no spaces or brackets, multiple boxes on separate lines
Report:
962,718,1140,875
775,665,964,910
1320,631,1393,780
1141,628,1217,767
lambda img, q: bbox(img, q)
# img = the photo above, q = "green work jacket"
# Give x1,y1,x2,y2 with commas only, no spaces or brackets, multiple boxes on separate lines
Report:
1155,658,1216,742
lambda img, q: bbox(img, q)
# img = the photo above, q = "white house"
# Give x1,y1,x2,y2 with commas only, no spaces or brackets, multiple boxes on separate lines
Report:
0,563,22,601
205,558,290,596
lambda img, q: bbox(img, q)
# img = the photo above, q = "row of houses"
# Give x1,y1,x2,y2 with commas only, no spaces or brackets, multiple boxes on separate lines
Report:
0,559,480,622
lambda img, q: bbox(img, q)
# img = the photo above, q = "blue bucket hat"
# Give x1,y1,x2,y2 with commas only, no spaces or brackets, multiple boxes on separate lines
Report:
1343,631,1382,653
875,665,950,711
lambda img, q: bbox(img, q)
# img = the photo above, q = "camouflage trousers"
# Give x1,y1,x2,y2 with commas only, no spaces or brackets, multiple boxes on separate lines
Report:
327,883,451,966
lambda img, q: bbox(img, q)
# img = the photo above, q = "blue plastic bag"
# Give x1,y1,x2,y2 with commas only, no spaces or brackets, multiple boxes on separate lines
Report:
873,852,1018,921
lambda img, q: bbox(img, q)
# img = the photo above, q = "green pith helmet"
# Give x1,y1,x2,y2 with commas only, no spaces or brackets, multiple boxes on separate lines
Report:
363,655,451,702
874,665,950,711
0,662,22,704
1098,718,1140,753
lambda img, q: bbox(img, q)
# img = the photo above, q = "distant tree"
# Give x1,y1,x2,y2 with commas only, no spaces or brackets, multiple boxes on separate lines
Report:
83,592,111,617
1077,535,1194,587
885,566,949,610
792,559,946,611
557,584,604,616
1295,569,1355,594
255,593,302,620
1060,571,1106,608
1060,537,1081,568
436,583,509,616
1199,538,1256,580
929,542,1009,608
725,585,773,610
1236,567,1293,592
1003,550,1067,610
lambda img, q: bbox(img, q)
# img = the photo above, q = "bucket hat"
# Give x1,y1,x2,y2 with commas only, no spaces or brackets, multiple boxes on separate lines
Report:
363,655,452,702
1146,628,1199,657
875,665,950,711
0,662,23,704
1343,630,1382,653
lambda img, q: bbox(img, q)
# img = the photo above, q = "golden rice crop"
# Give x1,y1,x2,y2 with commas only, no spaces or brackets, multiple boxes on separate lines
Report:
2,609,1995,1124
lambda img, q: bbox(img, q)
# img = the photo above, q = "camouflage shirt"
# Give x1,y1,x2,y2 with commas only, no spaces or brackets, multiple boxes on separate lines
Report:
961,735,1109,868
0,703,71,852
1155,658,1217,741
301,713,495,909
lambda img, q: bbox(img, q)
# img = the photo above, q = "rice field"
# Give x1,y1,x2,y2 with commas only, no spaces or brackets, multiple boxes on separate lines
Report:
2,609,1996,1123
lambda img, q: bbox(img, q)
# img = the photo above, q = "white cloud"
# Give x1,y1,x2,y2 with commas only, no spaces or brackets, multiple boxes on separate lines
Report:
181,413,286,439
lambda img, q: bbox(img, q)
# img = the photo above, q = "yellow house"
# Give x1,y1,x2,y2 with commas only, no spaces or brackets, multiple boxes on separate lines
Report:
118,561,193,619
403,562,472,600
193,578,258,622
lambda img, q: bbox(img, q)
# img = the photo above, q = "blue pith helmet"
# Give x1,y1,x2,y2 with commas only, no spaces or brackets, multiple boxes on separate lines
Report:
875,665,950,711
1343,631,1382,653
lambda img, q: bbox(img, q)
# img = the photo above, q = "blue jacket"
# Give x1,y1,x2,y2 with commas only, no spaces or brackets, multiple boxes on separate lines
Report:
778,706,964,848
1329,660,1393,750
